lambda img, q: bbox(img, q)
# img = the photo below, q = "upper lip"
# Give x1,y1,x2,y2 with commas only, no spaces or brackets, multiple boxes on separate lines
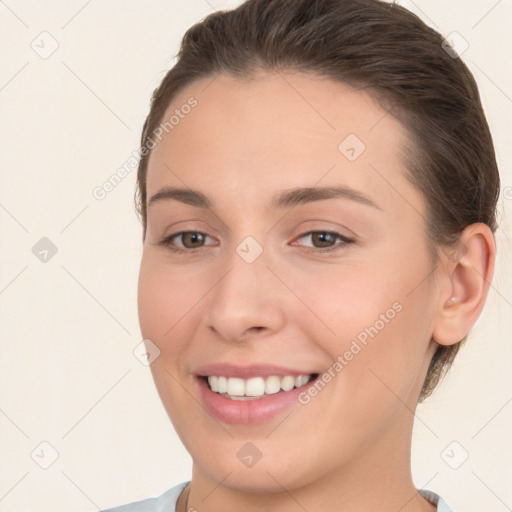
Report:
194,363,317,379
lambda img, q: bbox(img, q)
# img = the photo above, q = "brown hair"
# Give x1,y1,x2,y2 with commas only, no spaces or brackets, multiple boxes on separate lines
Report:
135,0,500,401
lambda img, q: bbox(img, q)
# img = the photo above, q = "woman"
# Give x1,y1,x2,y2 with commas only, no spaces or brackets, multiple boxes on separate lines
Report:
107,0,500,510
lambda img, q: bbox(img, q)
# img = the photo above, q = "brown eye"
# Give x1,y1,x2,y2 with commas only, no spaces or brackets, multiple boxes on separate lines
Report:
310,232,337,248
157,231,214,252
180,232,206,248
293,231,354,253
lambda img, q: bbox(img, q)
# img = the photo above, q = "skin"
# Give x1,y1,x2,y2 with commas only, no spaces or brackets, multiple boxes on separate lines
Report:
137,71,495,512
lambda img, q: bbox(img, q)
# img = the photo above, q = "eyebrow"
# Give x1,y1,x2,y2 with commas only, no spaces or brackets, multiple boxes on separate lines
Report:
148,185,381,210
148,187,212,208
271,185,380,210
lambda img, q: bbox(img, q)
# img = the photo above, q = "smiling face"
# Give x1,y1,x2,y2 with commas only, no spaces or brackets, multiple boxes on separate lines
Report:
137,71,441,496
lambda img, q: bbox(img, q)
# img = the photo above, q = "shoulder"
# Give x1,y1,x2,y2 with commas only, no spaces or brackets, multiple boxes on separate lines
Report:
419,489,455,512
100,481,189,512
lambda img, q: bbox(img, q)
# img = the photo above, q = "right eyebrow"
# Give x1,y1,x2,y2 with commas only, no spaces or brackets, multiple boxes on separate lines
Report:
148,187,212,209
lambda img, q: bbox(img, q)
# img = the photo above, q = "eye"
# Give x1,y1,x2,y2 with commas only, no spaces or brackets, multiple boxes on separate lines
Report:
292,231,354,252
156,230,354,254
157,231,216,252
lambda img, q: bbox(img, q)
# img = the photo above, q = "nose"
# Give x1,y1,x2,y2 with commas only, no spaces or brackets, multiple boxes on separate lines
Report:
204,241,287,344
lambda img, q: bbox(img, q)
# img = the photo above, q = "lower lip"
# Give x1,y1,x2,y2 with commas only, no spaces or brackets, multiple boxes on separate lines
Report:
197,377,314,425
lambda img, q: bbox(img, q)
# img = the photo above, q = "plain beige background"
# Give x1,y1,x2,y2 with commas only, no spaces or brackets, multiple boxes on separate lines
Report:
0,1,511,511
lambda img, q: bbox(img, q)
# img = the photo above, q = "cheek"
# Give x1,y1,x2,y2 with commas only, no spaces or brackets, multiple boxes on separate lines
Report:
137,253,201,340
137,255,204,432
137,253,210,404
137,256,163,339
289,261,398,350
300,256,434,405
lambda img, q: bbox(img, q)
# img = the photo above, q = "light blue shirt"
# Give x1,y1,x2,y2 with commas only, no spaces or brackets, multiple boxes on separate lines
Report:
101,481,454,511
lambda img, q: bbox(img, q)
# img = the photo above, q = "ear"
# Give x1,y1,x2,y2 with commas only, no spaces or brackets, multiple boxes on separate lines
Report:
432,223,496,346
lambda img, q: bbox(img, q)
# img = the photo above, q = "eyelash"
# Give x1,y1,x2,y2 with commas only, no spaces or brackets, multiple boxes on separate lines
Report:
157,230,354,254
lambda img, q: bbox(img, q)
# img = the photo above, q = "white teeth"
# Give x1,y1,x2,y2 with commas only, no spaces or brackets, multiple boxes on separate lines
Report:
265,376,281,395
208,376,218,392
295,375,308,387
217,376,228,393
206,374,313,399
227,377,245,396
280,375,296,391
245,377,266,397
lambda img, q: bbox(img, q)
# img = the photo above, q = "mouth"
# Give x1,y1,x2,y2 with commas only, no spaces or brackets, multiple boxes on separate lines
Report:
202,373,319,401
194,364,321,424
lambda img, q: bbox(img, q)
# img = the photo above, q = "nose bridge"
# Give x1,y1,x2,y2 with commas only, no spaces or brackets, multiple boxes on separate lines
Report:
204,234,286,343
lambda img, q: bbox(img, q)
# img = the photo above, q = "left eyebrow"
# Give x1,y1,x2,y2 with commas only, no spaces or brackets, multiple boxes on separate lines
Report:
147,185,381,211
271,186,381,210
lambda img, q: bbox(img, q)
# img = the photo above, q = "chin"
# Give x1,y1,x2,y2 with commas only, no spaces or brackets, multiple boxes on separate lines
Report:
189,441,322,493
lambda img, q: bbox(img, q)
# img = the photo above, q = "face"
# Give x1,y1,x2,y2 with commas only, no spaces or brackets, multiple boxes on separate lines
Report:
138,72,440,492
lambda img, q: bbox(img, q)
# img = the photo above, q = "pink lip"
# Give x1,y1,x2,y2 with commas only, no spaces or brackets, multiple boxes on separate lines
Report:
194,363,314,379
196,375,316,425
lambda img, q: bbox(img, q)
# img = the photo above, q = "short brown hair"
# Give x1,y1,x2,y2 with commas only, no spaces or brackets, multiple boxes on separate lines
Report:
135,0,500,401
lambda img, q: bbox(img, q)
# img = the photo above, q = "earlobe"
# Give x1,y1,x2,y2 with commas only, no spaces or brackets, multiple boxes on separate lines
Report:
432,223,496,347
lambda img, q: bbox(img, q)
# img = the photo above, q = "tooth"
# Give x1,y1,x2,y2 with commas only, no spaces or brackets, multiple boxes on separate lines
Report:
210,374,313,397
281,375,295,392
217,376,228,393
297,375,310,387
245,377,265,397
227,377,245,396
208,376,219,392
265,376,281,394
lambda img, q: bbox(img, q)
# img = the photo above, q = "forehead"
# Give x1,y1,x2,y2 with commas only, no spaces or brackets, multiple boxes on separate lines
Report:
146,71,422,217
